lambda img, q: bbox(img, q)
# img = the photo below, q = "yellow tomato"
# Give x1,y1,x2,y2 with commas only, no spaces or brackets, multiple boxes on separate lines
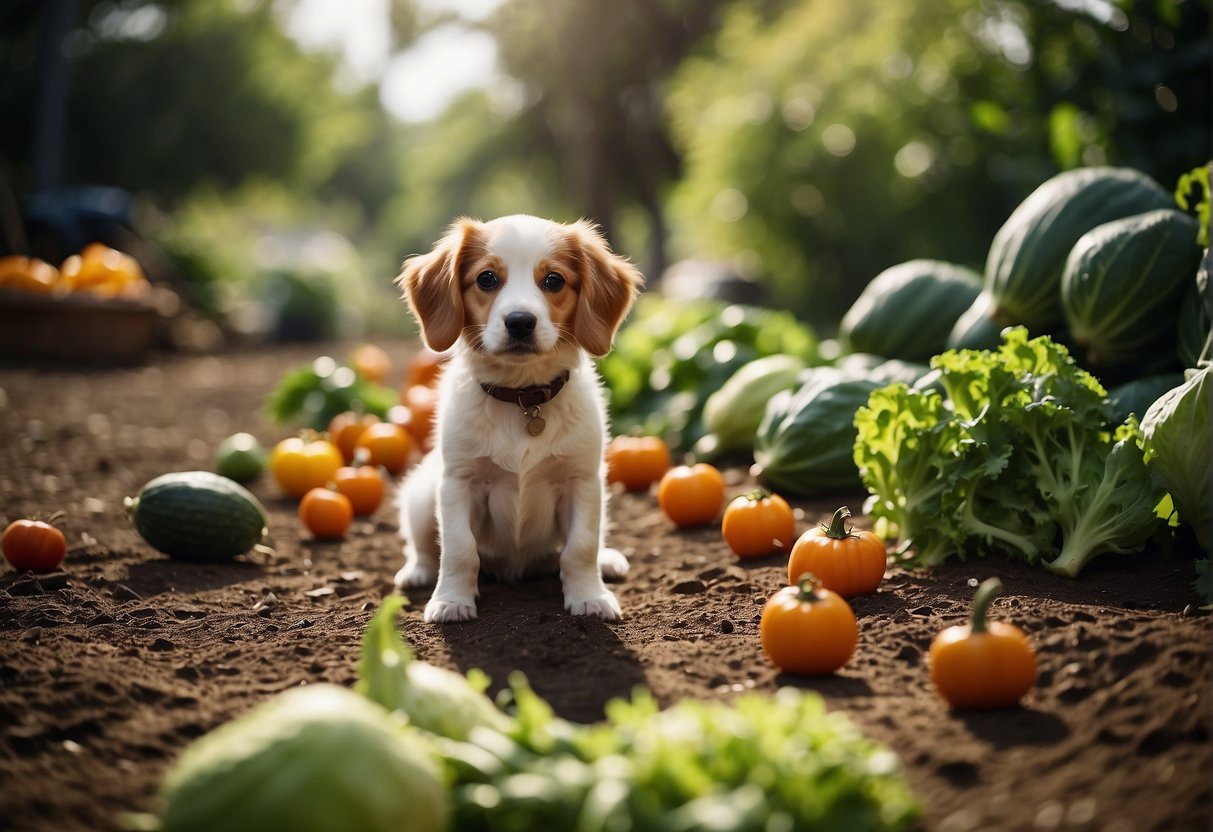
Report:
270,436,344,499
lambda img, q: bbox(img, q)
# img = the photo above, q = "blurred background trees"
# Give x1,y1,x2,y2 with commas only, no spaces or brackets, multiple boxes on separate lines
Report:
0,0,1208,337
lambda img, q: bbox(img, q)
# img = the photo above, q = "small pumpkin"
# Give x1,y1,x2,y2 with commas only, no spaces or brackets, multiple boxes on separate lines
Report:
721,489,795,559
929,578,1037,709
760,574,857,675
786,506,886,598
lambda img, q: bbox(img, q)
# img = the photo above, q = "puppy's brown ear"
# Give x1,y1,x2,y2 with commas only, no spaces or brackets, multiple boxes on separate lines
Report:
396,219,480,352
569,221,644,357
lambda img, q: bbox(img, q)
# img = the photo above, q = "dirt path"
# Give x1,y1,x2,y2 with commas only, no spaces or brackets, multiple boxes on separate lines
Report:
1,341,1209,831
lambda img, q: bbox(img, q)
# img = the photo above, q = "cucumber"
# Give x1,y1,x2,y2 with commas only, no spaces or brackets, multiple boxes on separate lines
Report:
126,471,267,561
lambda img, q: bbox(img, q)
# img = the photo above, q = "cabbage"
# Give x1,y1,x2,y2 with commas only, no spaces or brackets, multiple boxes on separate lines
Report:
1142,367,1212,555
159,684,448,832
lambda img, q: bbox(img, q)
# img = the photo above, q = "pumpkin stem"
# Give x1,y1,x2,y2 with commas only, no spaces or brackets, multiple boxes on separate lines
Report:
792,572,825,603
970,577,1003,635
821,506,855,540
747,488,771,502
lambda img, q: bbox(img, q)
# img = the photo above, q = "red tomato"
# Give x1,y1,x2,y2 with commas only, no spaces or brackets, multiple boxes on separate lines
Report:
3,519,68,573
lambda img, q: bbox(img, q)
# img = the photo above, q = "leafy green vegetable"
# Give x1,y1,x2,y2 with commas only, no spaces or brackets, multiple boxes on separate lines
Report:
1142,367,1212,556
599,296,818,451
356,599,919,832
1174,163,1210,248
855,328,1164,575
264,355,399,431
357,595,513,741
159,684,448,832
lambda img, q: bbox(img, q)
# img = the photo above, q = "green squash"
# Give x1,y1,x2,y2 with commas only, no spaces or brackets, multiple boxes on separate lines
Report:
126,471,268,561
947,291,1005,351
985,167,1174,331
698,353,807,458
1105,374,1185,425
839,260,982,362
753,368,881,496
1061,209,1201,372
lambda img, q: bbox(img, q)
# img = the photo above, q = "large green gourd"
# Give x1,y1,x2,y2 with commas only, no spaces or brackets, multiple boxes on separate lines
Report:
839,260,982,362
753,368,881,496
984,167,1174,331
126,471,267,561
1061,209,1201,371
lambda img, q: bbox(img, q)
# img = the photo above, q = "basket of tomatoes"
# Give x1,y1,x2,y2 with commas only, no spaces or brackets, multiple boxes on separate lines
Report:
0,243,158,366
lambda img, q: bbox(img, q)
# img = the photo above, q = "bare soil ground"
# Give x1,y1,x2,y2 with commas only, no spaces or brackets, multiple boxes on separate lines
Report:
1,340,1209,832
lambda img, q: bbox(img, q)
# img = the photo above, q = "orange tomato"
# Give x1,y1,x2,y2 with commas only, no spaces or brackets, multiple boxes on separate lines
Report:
327,411,380,464
2,518,67,573
786,506,886,599
406,347,447,389
351,343,392,384
0,256,58,294
299,488,353,539
354,422,413,475
605,435,672,491
333,465,385,516
270,436,344,499
657,463,725,528
929,578,1037,709
400,383,439,450
760,574,857,675
721,490,795,559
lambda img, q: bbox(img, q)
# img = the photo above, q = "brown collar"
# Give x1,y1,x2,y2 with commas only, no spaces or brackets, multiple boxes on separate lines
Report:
480,370,571,409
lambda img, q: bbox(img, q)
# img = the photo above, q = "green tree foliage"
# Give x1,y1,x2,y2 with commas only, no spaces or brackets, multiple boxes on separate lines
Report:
0,0,381,207
665,0,1211,328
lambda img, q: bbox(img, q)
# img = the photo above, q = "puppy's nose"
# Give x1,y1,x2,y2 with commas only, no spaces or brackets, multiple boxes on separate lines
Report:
504,311,537,339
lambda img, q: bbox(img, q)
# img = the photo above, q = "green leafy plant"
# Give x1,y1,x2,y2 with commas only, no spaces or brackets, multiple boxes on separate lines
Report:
264,356,399,431
1174,163,1211,248
357,599,920,832
855,328,1165,576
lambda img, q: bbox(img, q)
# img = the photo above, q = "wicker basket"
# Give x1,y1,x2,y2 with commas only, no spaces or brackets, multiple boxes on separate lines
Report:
0,290,157,366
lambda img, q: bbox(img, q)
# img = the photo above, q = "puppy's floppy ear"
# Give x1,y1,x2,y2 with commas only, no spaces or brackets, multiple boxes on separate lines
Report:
396,218,481,353
568,220,644,357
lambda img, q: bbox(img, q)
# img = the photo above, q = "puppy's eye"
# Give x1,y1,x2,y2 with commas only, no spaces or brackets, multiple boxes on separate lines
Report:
476,271,499,291
541,272,565,292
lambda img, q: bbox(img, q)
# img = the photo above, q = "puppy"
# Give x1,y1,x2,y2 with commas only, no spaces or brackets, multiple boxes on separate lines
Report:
394,215,643,623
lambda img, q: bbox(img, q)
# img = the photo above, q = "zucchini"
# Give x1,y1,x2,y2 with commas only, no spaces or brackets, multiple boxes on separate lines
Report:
698,354,807,458
1061,209,1201,372
985,167,1174,330
839,260,982,362
126,471,268,561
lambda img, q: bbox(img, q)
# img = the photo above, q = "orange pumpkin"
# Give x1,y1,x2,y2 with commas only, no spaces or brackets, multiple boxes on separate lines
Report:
760,574,857,675
929,578,1037,709
0,256,58,294
786,506,886,598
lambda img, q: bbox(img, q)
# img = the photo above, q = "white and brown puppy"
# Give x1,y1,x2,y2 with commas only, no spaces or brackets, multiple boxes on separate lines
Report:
394,215,643,623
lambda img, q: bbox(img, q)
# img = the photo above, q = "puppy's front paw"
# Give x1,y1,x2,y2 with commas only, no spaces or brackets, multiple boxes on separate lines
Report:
394,560,436,589
565,587,622,621
598,548,629,581
424,597,478,623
